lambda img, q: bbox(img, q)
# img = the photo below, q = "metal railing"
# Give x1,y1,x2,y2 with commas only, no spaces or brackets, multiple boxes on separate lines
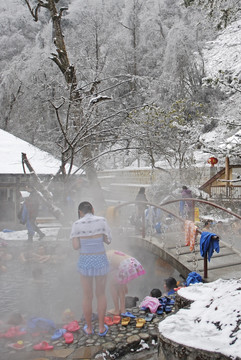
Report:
110,199,241,279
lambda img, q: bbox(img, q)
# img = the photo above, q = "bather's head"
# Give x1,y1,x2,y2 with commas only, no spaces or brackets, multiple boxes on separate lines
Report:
150,288,162,298
164,277,177,292
78,201,94,218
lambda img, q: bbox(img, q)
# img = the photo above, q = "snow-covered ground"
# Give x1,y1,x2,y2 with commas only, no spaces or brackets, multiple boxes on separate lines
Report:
200,18,241,161
0,227,59,241
203,19,241,79
159,279,241,359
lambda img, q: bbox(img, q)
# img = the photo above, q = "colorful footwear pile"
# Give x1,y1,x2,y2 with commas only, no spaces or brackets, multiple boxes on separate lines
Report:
157,296,175,314
2,326,26,338
1,316,81,352
120,311,138,327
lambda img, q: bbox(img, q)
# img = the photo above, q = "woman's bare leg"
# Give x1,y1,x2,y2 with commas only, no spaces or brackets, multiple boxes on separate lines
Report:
80,275,93,334
95,275,107,334
108,280,120,315
119,284,128,313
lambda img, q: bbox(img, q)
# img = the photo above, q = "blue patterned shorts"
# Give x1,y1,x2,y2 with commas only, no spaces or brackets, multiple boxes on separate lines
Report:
77,254,109,277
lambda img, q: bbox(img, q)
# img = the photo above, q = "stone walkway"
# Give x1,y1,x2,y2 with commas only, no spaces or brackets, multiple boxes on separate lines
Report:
0,306,175,360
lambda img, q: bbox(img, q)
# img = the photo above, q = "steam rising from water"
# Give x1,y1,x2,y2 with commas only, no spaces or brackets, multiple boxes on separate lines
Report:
0,199,182,325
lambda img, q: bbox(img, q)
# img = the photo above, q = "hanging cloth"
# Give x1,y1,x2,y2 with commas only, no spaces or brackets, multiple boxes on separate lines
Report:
200,231,219,262
185,220,198,251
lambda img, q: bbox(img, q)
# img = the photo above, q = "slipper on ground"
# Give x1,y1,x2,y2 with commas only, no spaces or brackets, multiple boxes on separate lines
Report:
63,320,80,332
104,316,114,326
33,341,54,350
51,328,66,340
113,315,121,324
164,305,173,313
64,332,74,344
121,317,130,326
140,306,148,311
83,325,94,335
156,307,164,315
159,297,175,307
121,311,136,318
98,324,108,337
162,296,175,305
136,318,146,328
145,313,154,322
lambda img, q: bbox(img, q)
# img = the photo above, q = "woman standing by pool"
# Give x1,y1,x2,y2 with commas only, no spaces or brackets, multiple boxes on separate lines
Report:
70,201,112,336
107,249,146,316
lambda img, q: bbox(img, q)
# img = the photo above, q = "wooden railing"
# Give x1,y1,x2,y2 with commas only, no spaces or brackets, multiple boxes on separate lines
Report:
209,185,241,200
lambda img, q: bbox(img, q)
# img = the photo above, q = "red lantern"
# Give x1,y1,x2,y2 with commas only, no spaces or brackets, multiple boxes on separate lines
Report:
208,156,218,167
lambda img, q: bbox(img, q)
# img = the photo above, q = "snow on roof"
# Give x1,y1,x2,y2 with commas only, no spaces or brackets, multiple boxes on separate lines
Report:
0,129,77,175
159,279,241,358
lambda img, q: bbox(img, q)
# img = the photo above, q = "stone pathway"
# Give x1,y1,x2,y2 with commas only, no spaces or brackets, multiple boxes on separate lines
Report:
0,306,175,360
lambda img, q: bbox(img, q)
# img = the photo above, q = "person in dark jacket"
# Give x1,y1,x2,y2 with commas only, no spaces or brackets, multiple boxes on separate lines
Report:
180,186,194,219
134,187,148,233
135,187,148,218
22,187,45,242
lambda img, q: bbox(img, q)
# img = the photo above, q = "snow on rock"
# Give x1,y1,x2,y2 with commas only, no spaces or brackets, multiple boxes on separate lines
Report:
159,279,241,359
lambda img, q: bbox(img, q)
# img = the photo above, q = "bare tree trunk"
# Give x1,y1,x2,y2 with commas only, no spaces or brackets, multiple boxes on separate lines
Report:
22,153,65,223
24,0,106,210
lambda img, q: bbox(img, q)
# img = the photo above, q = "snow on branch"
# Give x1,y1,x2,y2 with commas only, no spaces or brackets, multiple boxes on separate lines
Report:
88,95,112,107
24,0,42,21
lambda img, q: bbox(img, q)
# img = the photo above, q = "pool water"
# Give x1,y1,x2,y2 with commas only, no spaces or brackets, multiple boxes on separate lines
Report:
0,239,182,325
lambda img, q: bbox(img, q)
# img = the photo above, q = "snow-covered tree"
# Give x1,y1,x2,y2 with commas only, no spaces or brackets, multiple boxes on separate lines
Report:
183,0,241,30
19,0,142,209
122,99,205,180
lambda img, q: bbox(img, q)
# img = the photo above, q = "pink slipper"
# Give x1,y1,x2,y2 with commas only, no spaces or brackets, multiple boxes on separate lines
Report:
33,341,54,351
63,320,80,332
104,316,114,326
113,315,121,324
64,332,74,344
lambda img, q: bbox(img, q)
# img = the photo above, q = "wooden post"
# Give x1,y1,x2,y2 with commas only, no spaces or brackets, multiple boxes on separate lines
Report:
203,235,219,279
225,156,230,197
21,152,65,222
204,254,208,278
